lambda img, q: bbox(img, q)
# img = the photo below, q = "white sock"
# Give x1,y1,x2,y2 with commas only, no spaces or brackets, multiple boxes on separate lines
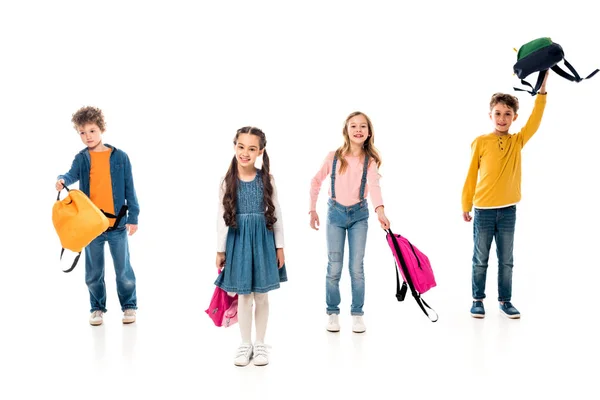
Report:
254,292,269,344
238,294,253,344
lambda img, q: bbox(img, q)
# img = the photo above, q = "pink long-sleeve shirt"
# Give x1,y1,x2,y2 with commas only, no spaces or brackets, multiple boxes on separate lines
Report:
310,151,384,212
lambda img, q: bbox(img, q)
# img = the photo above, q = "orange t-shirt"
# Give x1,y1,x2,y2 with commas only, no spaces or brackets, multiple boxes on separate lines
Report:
89,149,116,227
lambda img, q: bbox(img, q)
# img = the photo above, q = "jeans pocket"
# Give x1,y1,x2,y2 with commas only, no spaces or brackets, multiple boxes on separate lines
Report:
357,204,369,221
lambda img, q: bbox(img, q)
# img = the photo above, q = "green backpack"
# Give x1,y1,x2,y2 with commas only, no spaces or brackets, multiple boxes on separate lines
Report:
513,37,598,95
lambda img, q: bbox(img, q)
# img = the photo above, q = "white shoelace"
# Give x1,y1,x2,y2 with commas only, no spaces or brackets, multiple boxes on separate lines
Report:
253,344,270,357
236,344,253,358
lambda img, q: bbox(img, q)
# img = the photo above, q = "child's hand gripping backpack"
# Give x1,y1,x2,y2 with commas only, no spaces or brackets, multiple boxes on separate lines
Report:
386,229,438,322
513,37,599,95
52,185,109,272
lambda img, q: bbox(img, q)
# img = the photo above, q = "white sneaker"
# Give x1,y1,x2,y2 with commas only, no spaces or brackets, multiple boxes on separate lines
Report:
234,343,253,366
123,309,136,324
326,314,340,332
352,316,366,333
252,343,269,366
89,310,103,326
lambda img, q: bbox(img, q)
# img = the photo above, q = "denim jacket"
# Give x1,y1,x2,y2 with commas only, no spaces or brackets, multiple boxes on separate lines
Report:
58,144,140,226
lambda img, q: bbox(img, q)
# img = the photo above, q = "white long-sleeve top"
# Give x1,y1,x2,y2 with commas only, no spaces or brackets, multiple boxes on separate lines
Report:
216,174,284,252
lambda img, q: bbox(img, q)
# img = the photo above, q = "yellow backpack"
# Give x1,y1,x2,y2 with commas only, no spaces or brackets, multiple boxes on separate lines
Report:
52,186,109,272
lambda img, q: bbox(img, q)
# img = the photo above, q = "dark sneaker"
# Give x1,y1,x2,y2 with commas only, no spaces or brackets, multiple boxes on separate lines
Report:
470,301,485,318
499,302,520,319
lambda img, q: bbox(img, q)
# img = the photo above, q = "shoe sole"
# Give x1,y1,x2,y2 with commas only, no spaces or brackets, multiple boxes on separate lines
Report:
326,327,340,332
501,311,520,319
253,360,269,366
352,329,366,333
234,359,251,367
90,321,103,326
123,319,136,324
471,313,485,319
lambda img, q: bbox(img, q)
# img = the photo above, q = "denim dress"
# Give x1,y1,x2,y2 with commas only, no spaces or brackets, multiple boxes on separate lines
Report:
215,171,287,294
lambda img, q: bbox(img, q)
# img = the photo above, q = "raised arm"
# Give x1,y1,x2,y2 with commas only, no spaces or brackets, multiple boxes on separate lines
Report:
518,71,549,147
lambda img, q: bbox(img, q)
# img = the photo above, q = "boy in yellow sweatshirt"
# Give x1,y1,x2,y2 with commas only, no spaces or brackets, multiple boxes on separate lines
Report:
462,71,548,319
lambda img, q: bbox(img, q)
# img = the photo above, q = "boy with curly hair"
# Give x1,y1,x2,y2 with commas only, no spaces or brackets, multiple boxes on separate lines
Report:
56,106,140,326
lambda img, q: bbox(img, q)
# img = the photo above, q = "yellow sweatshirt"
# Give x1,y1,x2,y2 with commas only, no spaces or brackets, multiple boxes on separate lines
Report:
462,94,547,212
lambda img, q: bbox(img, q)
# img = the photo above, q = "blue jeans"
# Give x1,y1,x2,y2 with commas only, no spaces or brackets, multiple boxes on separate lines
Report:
472,206,516,302
85,227,137,312
326,198,369,316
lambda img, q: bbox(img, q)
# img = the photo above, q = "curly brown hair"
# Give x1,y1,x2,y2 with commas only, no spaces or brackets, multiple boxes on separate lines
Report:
335,111,382,174
71,106,106,131
222,126,277,231
489,93,519,113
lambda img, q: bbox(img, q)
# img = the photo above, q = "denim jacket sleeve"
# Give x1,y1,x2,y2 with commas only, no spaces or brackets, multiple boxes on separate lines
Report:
124,153,140,225
57,154,81,187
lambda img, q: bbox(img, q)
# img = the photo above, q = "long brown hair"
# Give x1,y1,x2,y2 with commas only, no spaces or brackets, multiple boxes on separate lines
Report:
334,111,382,174
222,126,277,230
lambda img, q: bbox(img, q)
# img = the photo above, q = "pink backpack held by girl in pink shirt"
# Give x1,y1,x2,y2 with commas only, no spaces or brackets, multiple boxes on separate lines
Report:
386,229,438,322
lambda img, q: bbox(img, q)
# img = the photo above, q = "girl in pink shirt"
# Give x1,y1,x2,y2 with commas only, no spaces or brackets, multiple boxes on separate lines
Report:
309,111,390,333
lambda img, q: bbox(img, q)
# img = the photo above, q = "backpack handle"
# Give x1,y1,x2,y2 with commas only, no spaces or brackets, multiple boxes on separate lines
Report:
513,69,548,96
56,183,71,201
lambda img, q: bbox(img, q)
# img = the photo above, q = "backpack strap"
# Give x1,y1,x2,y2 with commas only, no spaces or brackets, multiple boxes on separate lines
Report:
516,60,600,96
513,69,548,96
551,58,599,82
56,185,81,273
100,205,129,231
387,229,438,322
60,248,81,273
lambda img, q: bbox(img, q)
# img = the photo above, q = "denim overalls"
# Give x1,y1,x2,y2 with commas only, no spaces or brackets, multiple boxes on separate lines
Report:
325,154,370,316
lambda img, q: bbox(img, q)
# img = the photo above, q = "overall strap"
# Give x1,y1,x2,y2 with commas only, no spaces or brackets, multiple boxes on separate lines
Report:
359,154,369,200
331,155,338,200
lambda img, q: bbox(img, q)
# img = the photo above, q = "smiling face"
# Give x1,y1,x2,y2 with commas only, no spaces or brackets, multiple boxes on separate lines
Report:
235,133,263,168
490,102,518,134
345,114,370,147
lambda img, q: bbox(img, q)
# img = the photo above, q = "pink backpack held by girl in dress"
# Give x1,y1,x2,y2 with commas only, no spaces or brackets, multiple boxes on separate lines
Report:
205,272,238,327
386,229,438,322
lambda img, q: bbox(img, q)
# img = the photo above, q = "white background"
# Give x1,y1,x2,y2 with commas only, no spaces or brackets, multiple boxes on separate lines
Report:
1,1,599,399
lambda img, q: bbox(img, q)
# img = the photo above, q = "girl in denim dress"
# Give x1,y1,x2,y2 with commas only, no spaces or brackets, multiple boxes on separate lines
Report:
309,111,390,334
215,126,286,367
